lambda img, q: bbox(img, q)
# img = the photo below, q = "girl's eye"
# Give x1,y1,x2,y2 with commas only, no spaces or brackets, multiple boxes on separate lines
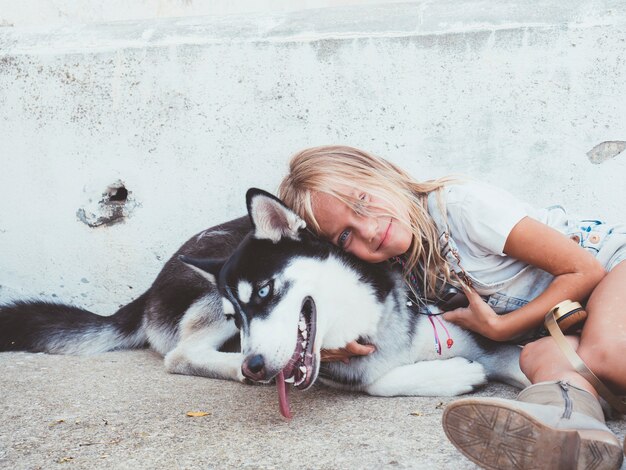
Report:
338,229,351,248
258,284,270,298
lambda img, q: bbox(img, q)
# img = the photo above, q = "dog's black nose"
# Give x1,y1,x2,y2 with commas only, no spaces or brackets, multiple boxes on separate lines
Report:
247,354,265,373
242,354,266,381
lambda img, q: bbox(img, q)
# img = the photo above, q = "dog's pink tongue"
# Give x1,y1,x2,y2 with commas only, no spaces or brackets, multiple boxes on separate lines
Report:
276,370,292,419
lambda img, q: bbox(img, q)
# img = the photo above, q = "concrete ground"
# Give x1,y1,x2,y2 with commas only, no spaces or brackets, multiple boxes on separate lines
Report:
0,350,624,469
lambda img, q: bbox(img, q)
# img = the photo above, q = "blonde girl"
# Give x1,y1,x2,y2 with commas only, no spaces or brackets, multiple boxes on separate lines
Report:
278,145,626,470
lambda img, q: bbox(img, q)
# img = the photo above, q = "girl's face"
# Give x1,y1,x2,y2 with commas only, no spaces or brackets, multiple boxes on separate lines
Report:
311,188,413,263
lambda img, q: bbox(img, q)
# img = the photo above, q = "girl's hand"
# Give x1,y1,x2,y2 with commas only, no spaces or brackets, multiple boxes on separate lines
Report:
443,286,506,341
320,341,376,364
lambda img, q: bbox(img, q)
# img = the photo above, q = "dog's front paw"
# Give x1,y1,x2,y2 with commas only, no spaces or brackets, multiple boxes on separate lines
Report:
446,357,487,395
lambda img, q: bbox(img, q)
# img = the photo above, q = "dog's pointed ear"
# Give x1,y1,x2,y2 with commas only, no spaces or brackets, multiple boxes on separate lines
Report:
246,188,306,243
178,255,224,285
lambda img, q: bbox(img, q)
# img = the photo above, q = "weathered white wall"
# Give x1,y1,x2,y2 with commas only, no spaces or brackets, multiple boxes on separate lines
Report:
0,0,405,27
1,1,625,312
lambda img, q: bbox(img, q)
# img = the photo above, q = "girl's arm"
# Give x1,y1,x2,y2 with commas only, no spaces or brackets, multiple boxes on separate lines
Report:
444,216,606,341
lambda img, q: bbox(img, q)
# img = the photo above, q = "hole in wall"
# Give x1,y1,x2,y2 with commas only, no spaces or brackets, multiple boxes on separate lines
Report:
77,180,138,228
107,185,128,203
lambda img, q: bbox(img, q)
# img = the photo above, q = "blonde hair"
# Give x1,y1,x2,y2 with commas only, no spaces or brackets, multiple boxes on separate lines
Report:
277,145,457,299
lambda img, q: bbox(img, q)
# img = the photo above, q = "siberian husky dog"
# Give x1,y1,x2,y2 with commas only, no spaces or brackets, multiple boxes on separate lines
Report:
0,189,528,418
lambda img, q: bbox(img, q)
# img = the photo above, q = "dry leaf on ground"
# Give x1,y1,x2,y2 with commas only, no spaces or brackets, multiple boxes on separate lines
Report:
186,411,210,417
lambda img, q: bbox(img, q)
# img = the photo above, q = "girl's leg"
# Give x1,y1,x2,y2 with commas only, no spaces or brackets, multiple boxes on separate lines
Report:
577,259,626,392
443,261,626,469
520,259,626,393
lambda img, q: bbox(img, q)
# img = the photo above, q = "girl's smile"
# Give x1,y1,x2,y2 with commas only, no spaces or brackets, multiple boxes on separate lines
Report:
377,218,392,251
311,189,413,263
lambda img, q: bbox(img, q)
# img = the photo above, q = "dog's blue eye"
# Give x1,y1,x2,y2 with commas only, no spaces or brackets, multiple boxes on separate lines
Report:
258,284,270,298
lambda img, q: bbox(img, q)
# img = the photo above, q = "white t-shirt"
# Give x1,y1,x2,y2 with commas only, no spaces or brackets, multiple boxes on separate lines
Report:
436,181,557,284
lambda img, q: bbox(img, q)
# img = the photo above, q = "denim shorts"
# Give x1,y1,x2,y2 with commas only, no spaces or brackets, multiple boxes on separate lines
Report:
568,218,626,272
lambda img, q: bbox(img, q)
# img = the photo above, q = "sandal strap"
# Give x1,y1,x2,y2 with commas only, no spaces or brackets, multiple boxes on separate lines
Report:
545,303,626,414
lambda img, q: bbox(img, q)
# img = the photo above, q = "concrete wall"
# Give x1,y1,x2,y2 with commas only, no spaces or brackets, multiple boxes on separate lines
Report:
0,0,406,27
1,1,625,312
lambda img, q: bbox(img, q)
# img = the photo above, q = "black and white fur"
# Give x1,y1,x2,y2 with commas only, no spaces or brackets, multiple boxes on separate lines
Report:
0,216,251,382
182,189,529,400
0,189,528,405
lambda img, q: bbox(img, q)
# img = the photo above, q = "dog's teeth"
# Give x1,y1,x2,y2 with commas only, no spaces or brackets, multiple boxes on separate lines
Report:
284,376,295,383
301,341,307,348
300,352,305,358
299,365,307,374
298,321,306,331
301,330,308,340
